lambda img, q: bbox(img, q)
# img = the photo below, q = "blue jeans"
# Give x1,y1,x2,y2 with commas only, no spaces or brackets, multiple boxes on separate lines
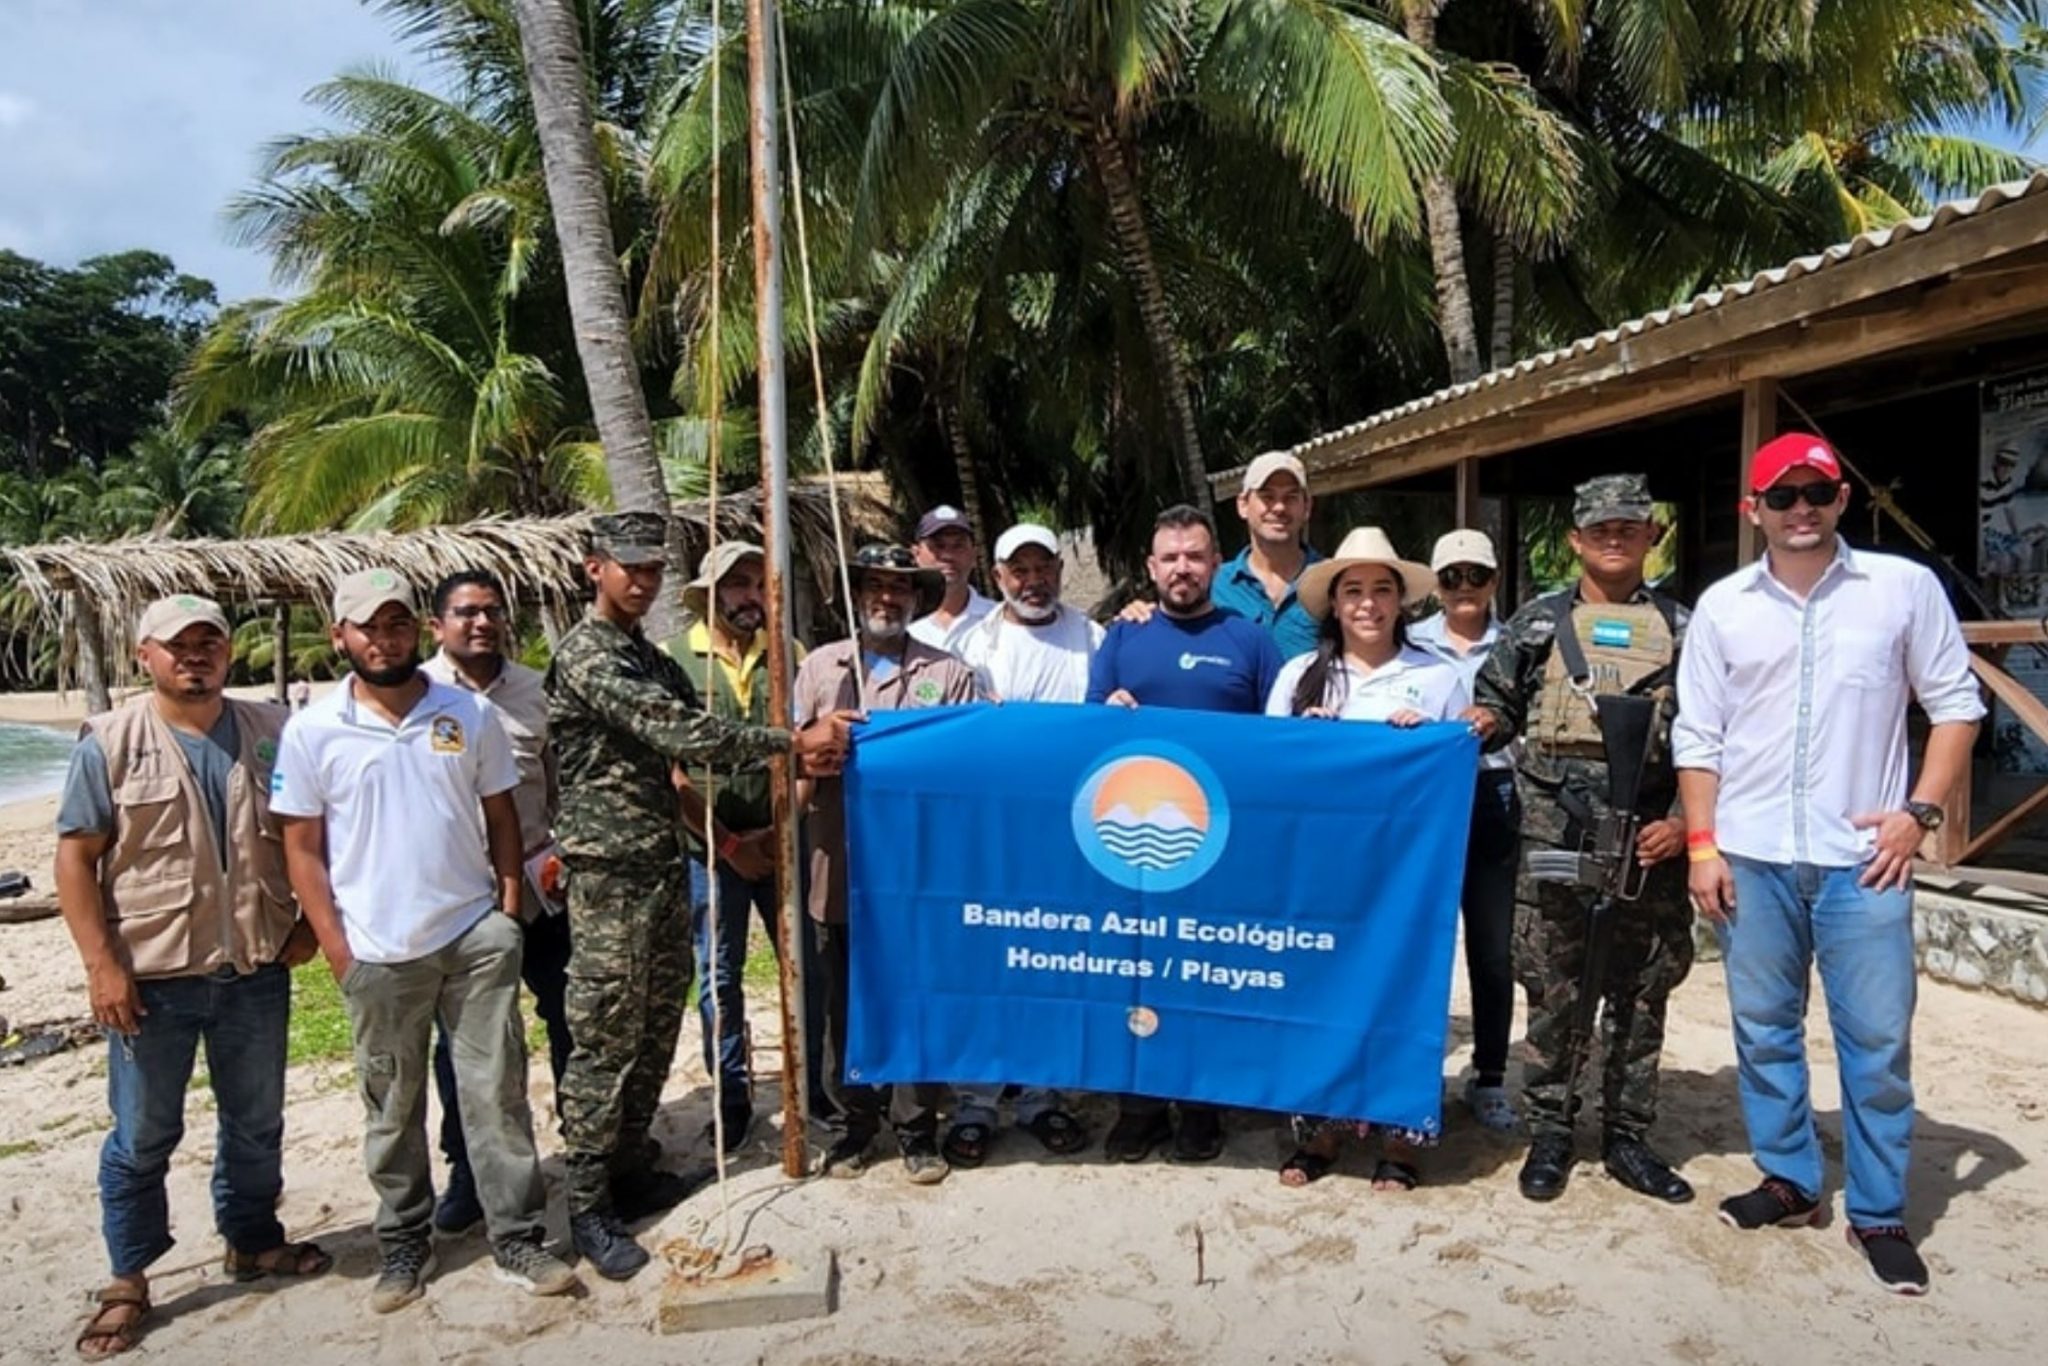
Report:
688,858,777,1115
100,963,290,1276
1720,857,1917,1226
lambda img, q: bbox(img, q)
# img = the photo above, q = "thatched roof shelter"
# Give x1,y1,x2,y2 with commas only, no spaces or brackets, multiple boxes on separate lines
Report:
0,479,897,702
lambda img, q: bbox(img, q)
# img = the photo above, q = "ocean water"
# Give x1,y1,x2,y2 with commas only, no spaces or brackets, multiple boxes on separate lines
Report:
0,721,75,805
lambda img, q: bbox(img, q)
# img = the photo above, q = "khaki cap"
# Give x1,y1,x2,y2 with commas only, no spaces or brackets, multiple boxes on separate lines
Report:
137,594,230,643
682,540,765,621
1240,450,1309,496
1429,529,1498,573
331,568,416,625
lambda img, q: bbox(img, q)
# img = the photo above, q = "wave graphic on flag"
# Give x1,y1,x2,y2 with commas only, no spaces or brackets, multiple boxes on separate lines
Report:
1094,801,1205,869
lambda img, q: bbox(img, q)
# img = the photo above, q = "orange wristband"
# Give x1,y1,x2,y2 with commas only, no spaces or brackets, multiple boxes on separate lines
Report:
1687,845,1722,863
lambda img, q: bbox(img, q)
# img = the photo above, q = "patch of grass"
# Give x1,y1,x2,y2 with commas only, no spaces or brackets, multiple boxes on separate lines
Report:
0,1139,43,1160
288,960,355,1066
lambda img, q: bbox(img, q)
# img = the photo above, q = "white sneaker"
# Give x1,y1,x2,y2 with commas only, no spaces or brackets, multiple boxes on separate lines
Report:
1463,1079,1519,1134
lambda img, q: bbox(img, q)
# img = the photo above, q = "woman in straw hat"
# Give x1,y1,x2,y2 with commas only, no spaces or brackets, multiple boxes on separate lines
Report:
1267,527,1472,1190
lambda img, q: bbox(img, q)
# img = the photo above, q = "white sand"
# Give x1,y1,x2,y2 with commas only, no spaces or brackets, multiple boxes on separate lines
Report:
1,796,2044,1364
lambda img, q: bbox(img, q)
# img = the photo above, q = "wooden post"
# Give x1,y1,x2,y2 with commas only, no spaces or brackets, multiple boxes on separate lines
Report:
1454,457,1480,529
1500,489,1521,608
71,592,114,716
273,604,290,706
1737,379,1778,565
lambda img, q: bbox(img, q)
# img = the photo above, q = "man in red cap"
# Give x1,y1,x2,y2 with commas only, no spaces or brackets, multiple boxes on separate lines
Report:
1674,432,1983,1296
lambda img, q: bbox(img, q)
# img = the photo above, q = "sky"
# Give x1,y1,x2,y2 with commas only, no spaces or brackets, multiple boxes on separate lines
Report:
0,0,429,303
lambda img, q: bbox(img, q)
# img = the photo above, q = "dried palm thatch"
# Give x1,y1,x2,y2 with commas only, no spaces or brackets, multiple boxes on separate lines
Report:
1,481,898,693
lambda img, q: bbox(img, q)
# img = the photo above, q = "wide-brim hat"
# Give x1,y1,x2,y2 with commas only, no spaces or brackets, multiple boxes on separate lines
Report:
1297,527,1435,617
682,540,766,621
847,543,945,617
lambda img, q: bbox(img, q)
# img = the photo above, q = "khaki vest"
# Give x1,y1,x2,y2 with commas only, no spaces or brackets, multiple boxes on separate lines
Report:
1532,599,1676,759
85,698,298,980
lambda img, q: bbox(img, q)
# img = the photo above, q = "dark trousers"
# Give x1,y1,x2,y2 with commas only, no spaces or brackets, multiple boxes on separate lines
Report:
815,918,940,1142
434,908,572,1173
1462,769,1521,1082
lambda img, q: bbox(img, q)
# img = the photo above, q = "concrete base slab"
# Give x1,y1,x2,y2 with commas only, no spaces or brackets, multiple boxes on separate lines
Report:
656,1248,836,1333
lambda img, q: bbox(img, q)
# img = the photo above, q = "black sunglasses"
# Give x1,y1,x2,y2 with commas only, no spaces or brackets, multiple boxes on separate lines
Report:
1437,565,1495,591
1756,481,1842,512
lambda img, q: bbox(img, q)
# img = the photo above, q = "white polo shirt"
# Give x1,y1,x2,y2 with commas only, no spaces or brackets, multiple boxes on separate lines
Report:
1266,645,1471,722
271,676,519,963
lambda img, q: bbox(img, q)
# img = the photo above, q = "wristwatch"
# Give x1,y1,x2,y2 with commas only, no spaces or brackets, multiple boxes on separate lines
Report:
1905,801,1945,831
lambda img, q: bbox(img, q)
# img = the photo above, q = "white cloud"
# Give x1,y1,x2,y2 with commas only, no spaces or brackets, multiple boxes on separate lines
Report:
0,0,432,299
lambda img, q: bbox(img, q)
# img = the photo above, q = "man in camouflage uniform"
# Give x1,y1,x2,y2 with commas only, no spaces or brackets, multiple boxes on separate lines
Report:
546,512,851,1280
1469,474,1697,1206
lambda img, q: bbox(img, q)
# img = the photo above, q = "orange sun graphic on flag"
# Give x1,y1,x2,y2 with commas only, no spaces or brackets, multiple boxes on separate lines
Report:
1089,757,1210,831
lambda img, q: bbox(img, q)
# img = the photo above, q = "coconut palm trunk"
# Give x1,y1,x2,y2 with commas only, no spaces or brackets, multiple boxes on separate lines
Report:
511,0,684,628
71,593,113,715
1490,237,1516,370
937,387,993,582
1403,1,1483,384
1087,117,1212,513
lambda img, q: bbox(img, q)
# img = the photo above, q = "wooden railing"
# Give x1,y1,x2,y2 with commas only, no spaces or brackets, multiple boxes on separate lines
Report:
1926,622,2048,879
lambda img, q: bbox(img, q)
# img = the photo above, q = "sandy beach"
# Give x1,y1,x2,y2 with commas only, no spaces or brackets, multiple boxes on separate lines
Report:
1,791,2043,1364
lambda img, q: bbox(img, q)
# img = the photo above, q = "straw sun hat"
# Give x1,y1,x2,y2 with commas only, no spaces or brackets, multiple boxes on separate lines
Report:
1296,527,1435,619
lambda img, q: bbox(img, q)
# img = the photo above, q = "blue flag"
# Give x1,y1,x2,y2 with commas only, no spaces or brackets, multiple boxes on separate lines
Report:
843,704,1478,1133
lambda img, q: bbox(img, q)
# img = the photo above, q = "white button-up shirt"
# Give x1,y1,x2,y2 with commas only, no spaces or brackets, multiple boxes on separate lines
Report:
1409,610,1513,771
908,587,997,656
1672,542,1984,867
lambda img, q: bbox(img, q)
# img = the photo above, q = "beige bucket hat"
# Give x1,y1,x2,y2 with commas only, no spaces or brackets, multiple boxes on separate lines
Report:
681,540,765,621
1297,527,1435,617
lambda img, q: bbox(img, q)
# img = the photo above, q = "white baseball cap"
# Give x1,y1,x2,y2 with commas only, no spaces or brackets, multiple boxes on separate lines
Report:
994,523,1060,563
1429,529,1498,573
1239,450,1309,495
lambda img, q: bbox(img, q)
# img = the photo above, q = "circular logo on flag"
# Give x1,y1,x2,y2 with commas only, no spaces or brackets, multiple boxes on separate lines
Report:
1070,743,1230,892
1126,1006,1159,1038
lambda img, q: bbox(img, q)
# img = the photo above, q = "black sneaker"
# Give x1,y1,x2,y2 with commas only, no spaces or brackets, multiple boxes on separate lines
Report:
820,1132,874,1178
1718,1177,1820,1230
1171,1108,1225,1163
611,1165,710,1223
1847,1225,1930,1296
703,1106,755,1156
1102,1110,1173,1163
900,1134,951,1186
570,1211,651,1282
432,1162,483,1235
369,1239,437,1313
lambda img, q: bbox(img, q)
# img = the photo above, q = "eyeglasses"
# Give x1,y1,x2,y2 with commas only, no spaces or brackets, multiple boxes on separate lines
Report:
1437,565,1495,591
446,605,507,622
1756,481,1842,512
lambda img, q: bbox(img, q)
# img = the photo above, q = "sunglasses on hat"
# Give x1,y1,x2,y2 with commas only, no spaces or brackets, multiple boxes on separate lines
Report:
1437,565,1495,591
1755,480,1842,512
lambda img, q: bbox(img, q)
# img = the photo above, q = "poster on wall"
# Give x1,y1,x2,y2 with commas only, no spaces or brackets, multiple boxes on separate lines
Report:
1978,368,2048,773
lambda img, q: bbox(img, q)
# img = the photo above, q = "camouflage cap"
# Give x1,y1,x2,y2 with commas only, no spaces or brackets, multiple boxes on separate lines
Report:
1572,473,1655,528
331,568,416,625
137,593,230,644
848,542,945,616
589,511,669,566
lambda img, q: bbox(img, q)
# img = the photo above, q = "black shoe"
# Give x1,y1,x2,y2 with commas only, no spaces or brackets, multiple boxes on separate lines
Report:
1847,1225,1930,1296
432,1162,483,1235
1719,1177,1820,1230
1171,1108,1225,1163
1602,1136,1695,1204
820,1132,874,1179
900,1133,951,1186
570,1211,650,1281
1102,1110,1173,1163
703,1106,755,1157
611,1166,710,1223
1518,1131,1575,1202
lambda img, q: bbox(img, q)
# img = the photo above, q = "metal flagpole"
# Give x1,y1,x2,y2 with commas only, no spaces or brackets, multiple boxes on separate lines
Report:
746,0,808,1181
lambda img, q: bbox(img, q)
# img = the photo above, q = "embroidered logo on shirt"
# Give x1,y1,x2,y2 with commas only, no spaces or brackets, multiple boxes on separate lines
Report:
1178,652,1231,671
1590,619,1634,648
255,738,277,764
913,678,943,705
430,716,466,754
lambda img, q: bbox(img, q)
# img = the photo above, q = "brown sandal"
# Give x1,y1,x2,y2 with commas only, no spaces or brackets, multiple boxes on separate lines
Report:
223,1240,333,1282
76,1284,148,1360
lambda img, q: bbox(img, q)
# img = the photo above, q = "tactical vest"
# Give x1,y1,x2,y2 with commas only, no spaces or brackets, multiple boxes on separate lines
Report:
1531,594,1677,761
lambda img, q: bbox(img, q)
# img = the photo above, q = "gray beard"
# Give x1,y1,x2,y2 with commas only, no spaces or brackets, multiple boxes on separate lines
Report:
1005,593,1057,625
860,619,906,646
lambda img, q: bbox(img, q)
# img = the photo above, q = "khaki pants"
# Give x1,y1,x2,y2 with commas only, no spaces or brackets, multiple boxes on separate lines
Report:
341,910,547,1249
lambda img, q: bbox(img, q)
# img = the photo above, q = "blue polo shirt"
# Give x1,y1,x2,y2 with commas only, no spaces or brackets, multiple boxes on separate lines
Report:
1087,610,1283,715
1211,545,1324,657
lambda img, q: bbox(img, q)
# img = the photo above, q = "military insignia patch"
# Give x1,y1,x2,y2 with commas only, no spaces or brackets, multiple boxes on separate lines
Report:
430,716,466,754
1590,619,1634,649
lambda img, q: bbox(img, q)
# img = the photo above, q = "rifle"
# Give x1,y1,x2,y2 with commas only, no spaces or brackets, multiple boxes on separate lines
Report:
1526,692,1661,1123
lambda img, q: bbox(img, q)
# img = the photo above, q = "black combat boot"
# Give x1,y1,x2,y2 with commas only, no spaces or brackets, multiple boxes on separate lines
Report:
1518,1131,1576,1202
570,1211,651,1281
1603,1135,1695,1204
